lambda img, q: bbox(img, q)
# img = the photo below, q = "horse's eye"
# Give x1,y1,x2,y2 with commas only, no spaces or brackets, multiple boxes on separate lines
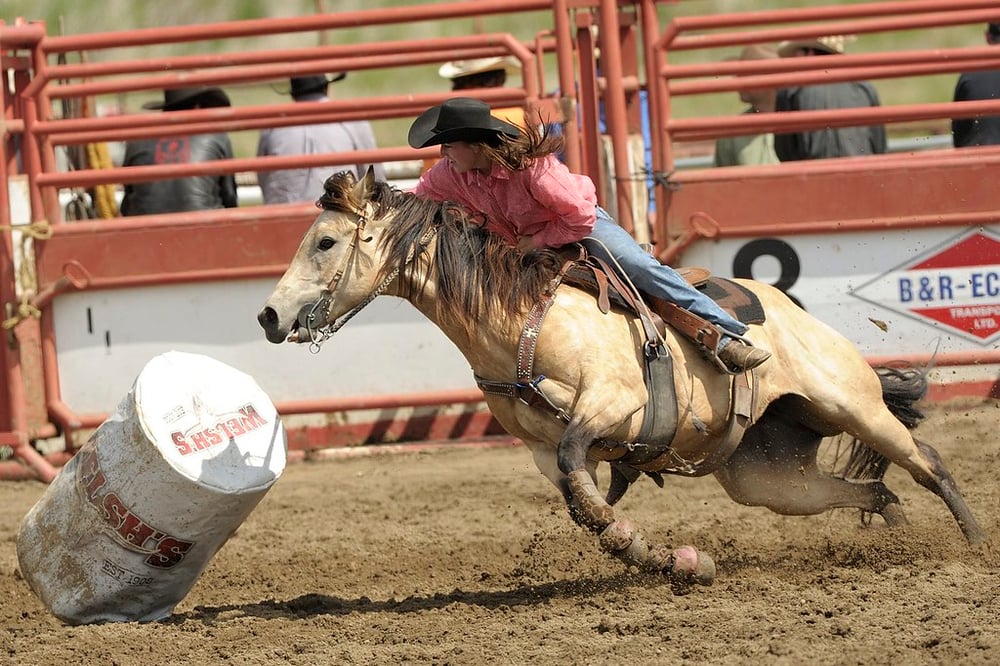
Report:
318,237,335,251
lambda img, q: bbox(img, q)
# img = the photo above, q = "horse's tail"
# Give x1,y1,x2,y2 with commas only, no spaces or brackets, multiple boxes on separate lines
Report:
835,364,928,481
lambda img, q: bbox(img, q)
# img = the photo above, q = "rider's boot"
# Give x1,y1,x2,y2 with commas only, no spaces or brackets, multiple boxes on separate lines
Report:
717,338,771,373
651,298,770,374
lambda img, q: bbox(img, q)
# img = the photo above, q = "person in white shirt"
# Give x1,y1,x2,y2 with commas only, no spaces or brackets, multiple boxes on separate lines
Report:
257,74,386,204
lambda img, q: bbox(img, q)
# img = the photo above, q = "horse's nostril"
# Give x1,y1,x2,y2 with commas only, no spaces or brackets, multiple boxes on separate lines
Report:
257,307,277,328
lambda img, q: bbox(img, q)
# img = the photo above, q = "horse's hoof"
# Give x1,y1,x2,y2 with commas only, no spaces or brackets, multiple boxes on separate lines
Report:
657,545,715,589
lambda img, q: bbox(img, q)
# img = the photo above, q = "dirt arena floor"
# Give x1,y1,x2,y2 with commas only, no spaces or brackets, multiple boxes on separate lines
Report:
1,398,997,665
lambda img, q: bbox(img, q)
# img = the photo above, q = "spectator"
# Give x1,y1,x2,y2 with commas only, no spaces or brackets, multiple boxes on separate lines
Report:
952,22,1000,147
714,44,780,167
773,35,887,161
439,57,525,128
120,87,238,216
257,74,386,204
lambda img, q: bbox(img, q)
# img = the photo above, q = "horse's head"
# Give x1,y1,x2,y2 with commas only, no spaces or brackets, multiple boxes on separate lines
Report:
257,168,394,346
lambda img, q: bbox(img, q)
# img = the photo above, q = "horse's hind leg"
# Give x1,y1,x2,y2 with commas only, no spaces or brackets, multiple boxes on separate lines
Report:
715,413,907,525
909,437,985,544
830,407,986,544
807,376,985,546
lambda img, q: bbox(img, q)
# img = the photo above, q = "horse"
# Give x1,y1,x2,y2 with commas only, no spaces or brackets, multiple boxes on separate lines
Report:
257,169,985,590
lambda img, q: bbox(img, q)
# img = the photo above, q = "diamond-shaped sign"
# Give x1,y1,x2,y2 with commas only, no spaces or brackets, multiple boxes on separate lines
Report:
849,227,1000,345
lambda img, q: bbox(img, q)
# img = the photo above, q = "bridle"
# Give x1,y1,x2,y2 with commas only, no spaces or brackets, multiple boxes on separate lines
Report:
300,205,438,353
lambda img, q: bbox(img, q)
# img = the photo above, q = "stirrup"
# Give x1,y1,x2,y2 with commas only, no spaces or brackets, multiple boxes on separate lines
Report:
710,353,737,375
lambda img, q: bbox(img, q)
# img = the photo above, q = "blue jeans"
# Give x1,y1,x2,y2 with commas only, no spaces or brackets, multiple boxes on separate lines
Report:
581,210,749,338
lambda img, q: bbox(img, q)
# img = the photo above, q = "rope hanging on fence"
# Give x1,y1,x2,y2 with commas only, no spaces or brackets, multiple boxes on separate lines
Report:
0,220,53,239
64,143,119,221
86,142,119,219
54,49,119,221
0,220,53,330
1,301,41,331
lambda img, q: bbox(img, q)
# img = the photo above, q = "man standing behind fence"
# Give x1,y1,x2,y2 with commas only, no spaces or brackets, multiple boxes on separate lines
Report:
257,74,386,204
120,87,238,216
952,22,1000,148
714,44,780,167
773,35,887,161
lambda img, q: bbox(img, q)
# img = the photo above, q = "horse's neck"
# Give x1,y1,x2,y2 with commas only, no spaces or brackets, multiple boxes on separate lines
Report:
390,268,519,377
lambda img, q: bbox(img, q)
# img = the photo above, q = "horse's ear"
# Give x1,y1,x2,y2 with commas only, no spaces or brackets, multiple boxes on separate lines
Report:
353,165,377,203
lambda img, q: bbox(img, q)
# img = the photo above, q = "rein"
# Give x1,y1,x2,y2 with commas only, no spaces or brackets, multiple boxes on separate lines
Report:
304,209,438,353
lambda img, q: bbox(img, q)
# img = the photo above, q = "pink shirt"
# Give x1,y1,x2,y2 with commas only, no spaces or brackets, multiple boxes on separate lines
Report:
414,154,598,248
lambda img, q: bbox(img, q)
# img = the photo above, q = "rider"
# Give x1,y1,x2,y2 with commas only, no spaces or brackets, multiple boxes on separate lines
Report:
407,97,771,373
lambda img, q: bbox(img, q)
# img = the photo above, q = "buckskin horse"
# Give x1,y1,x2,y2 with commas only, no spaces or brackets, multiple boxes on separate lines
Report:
257,170,984,590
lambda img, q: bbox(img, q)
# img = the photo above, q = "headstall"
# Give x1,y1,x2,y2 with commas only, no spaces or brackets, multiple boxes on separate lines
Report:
302,208,437,353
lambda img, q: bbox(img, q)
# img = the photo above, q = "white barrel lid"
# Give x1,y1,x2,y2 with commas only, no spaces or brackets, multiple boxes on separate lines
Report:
133,351,287,493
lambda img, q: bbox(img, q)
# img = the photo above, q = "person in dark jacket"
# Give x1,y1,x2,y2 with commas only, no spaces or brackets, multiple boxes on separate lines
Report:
773,36,887,161
120,87,238,216
952,22,1000,148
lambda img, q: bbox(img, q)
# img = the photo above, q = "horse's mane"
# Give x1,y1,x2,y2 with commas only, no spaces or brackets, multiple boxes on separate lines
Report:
317,171,563,334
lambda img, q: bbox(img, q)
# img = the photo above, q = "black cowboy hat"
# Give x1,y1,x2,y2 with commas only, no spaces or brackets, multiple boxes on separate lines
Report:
407,97,522,149
280,73,347,98
141,86,231,111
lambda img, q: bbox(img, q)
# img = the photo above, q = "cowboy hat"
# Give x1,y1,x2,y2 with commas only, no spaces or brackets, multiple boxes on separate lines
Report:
281,73,348,98
408,97,522,149
438,57,521,80
724,44,779,62
141,86,231,111
777,35,855,57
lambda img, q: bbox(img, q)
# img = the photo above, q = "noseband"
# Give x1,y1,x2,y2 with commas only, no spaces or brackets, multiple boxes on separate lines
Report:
302,207,437,353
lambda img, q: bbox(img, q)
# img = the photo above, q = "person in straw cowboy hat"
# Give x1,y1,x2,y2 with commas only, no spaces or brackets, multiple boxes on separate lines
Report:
439,56,525,129
120,86,238,216
257,73,386,205
714,43,781,167
440,56,520,84
407,97,771,373
773,35,887,161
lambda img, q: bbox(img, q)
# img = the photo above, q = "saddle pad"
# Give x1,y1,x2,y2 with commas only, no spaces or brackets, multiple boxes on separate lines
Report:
698,277,765,325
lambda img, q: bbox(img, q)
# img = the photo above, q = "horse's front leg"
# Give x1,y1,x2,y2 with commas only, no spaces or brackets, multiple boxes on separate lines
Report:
554,423,715,591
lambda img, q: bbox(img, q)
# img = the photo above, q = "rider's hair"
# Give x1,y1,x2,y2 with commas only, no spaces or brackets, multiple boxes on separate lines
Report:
480,122,564,171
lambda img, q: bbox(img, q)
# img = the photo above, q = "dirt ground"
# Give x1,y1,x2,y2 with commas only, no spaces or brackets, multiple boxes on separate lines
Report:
1,399,998,665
